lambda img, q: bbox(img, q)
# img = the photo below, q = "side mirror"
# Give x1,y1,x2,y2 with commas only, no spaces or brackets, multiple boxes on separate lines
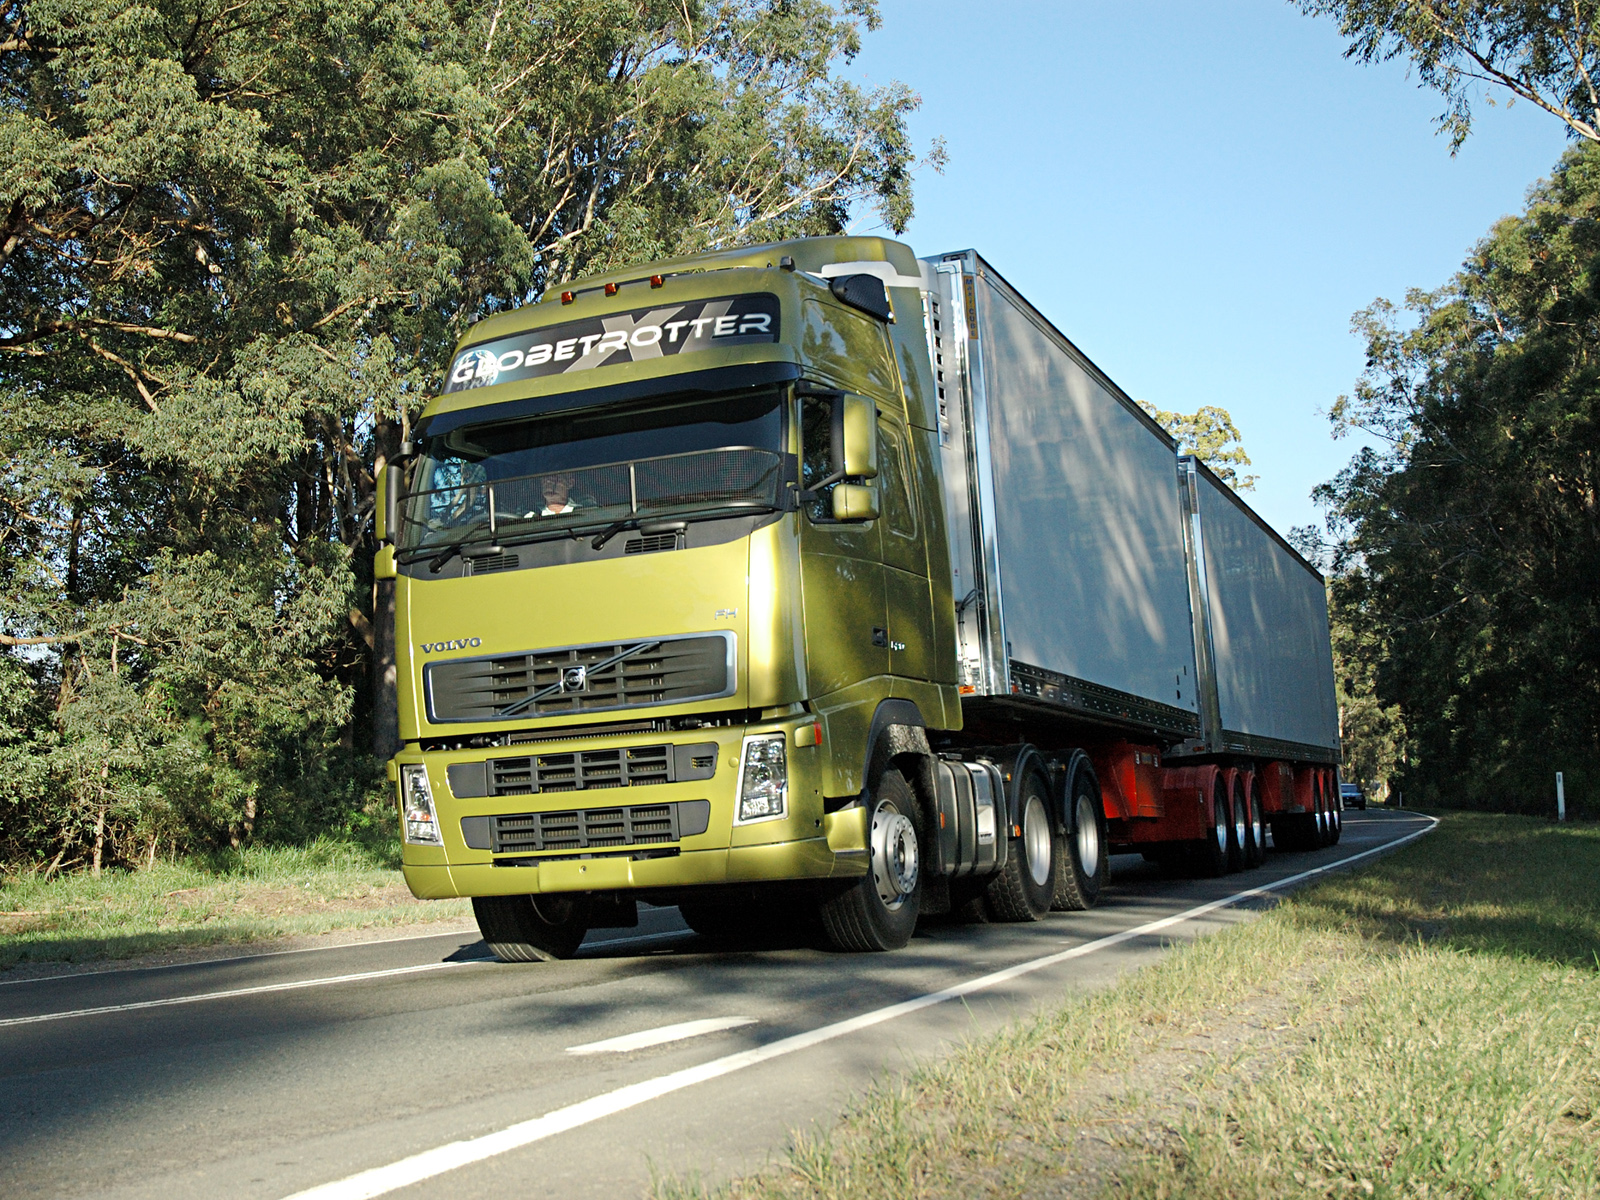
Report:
375,463,402,544
832,483,879,522
374,544,398,581
838,396,878,479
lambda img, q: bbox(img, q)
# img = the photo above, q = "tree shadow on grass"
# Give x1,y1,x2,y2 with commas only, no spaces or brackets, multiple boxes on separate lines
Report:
1285,812,1600,970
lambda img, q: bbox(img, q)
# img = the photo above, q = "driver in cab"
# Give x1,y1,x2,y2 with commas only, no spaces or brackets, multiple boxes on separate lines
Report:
538,472,581,516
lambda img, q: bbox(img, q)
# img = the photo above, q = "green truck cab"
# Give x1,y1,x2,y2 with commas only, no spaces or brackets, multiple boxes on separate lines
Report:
379,236,966,957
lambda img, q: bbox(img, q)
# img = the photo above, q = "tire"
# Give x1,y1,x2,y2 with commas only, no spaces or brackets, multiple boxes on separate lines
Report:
1242,776,1265,868
985,764,1057,921
1188,777,1230,877
1053,757,1109,911
472,894,588,962
819,768,923,952
1314,775,1331,848
1225,775,1247,873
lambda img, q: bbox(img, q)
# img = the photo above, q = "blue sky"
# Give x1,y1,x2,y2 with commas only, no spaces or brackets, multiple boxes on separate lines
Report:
847,0,1568,540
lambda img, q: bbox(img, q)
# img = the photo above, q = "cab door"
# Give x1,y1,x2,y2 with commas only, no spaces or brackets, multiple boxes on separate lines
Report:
877,415,937,681
799,394,888,694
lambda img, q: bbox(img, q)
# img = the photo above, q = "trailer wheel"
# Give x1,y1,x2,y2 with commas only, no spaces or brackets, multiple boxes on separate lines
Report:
985,765,1057,921
1226,775,1248,873
1189,778,1231,877
472,894,588,962
1242,777,1265,868
819,769,922,952
1053,758,1108,911
1313,774,1330,848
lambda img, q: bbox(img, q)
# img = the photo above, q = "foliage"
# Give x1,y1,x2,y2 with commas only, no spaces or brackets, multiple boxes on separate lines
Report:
0,833,474,969
1297,0,1600,147
1137,401,1257,490
1311,144,1600,814
0,0,931,868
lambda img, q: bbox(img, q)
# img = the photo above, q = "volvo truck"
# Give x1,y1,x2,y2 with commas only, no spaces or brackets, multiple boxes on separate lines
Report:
374,236,1342,960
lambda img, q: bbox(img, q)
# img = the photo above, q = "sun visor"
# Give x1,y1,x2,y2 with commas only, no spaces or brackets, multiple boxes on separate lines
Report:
415,361,802,440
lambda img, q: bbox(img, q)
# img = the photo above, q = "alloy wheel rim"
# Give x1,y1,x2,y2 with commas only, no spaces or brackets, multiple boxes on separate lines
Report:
871,801,919,910
1075,792,1101,879
1023,794,1052,887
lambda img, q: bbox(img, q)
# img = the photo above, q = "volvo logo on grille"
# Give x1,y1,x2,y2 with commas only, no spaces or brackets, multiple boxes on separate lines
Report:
560,665,589,693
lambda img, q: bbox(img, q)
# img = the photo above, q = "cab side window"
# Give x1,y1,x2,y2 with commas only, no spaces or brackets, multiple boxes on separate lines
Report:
878,420,915,539
800,395,837,521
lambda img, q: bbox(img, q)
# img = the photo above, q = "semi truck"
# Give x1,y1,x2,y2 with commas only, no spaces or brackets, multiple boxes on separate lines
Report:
374,235,1342,961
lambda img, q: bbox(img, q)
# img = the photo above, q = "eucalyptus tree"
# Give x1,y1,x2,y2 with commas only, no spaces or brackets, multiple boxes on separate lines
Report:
1297,0,1600,147
0,0,929,865
1314,144,1600,812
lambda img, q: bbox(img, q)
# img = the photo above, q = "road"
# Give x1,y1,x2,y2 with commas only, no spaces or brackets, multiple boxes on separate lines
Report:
0,810,1431,1200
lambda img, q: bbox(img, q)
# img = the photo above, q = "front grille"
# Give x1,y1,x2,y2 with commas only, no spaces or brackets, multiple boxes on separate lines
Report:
491,745,671,794
471,798,712,855
425,633,733,722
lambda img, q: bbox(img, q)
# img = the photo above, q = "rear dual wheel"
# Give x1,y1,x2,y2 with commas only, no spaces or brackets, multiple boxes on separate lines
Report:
986,764,1058,921
1053,759,1109,911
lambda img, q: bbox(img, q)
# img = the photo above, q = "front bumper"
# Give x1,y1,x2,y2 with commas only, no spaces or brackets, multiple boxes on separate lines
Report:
393,716,866,900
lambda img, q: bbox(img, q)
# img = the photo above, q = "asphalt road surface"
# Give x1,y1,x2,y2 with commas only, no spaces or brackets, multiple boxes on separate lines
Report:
1,810,1433,1200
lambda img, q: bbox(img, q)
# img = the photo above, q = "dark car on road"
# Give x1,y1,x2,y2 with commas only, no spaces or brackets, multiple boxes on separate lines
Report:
1340,782,1366,810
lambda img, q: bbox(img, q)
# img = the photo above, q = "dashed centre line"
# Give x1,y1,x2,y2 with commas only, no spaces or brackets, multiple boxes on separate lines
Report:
567,1016,758,1055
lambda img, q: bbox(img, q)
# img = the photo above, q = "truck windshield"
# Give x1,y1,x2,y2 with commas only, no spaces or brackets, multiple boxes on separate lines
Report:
400,389,785,553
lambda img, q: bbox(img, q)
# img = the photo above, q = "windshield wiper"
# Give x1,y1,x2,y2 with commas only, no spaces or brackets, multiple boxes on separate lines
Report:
589,519,637,551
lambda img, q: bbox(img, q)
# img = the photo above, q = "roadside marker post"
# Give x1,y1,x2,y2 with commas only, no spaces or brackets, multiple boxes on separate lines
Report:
1557,772,1566,822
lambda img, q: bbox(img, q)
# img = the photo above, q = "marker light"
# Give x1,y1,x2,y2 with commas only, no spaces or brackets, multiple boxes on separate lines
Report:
400,764,442,845
604,282,619,296
560,291,575,305
736,735,788,823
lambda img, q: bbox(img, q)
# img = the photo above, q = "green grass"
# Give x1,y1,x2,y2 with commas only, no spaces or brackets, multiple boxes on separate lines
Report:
0,838,471,969
653,813,1600,1199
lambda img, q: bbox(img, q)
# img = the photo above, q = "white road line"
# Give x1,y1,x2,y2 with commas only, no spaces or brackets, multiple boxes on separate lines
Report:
282,816,1439,1200
567,1017,758,1056
0,958,495,1028
0,923,484,988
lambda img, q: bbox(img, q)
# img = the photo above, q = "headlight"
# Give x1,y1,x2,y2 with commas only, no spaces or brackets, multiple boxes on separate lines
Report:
400,764,443,845
736,735,787,823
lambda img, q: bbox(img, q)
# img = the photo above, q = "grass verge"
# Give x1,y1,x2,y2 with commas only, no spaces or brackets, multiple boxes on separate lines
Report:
0,838,471,970
653,813,1600,1199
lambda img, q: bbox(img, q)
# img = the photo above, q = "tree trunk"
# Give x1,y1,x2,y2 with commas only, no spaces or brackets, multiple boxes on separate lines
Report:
371,419,402,760
372,577,398,758
91,803,106,876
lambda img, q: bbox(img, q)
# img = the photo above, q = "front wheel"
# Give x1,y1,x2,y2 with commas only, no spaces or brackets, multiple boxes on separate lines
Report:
819,769,922,952
472,894,588,962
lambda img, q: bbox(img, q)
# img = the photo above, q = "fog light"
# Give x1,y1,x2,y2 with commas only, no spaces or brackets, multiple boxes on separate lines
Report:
400,764,442,845
736,735,787,823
